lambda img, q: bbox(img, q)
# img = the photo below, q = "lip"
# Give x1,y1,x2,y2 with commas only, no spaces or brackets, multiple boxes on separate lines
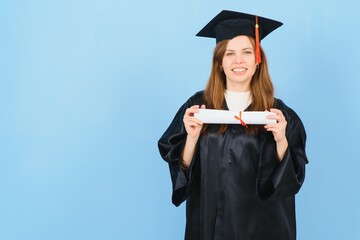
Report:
232,67,247,74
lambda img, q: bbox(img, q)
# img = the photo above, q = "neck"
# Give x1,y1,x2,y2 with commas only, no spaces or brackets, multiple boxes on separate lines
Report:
226,82,251,92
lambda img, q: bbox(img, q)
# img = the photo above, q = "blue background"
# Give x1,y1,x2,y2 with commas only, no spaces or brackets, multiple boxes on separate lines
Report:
1,0,359,239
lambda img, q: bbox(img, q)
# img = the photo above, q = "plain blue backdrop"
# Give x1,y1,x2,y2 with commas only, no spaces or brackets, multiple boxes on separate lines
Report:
1,0,359,239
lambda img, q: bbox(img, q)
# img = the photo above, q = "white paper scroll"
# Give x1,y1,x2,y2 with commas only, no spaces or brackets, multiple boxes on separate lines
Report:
194,109,276,125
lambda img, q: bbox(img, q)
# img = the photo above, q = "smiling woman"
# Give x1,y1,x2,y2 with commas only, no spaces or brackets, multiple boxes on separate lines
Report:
222,36,258,91
158,10,308,240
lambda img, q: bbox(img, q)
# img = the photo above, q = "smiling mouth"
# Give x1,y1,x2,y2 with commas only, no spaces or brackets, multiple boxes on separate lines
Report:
232,68,247,73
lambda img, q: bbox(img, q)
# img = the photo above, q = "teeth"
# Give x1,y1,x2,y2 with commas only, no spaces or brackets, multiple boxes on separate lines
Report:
232,68,246,72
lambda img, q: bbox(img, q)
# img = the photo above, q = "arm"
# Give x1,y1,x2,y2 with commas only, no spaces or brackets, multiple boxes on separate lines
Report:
258,107,308,201
181,136,200,168
158,92,205,206
181,105,205,168
264,108,288,161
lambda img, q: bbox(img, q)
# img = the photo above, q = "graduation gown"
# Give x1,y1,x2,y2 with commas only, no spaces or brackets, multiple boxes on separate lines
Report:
158,91,308,240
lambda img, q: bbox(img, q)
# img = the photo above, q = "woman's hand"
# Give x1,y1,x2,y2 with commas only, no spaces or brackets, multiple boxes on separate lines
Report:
181,104,206,168
183,105,206,139
264,108,288,161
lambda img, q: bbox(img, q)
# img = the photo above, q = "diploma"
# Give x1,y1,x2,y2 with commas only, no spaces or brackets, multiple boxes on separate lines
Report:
194,109,276,125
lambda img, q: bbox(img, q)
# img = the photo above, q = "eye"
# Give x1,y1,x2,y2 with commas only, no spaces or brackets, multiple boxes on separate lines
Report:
226,52,235,56
244,51,253,55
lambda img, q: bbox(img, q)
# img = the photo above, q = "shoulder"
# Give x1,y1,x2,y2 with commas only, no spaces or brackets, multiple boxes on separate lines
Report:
172,90,205,114
274,98,301,122
190,90,205,101
185,90,205,106
274,98,306,132
274,98,306,136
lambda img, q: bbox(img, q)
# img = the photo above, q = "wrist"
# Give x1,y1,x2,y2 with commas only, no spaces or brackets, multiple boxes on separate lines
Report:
275,137,288,145
180,157,190,169
276,138,288,161
187,134,200,143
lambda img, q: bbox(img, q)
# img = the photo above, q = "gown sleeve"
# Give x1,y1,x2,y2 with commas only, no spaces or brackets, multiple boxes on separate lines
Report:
158,92,203,206
257,101,309,201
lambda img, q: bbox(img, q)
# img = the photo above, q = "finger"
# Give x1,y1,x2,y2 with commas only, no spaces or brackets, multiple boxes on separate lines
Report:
200,104,206,109
190,117,203,125
264,123,277,128
264,126,284,135
266,110,280,120
269,108,282,117
266,113,277,120
184,114,203,123
185,105,199,113
265,126,280,132
188,120,203,127
189,105,202,111
264,127,283,136
266,121,286,128
270,108,282,114
185,107,201,117
270,108,286,121
264,125,275,132
267,114,286,123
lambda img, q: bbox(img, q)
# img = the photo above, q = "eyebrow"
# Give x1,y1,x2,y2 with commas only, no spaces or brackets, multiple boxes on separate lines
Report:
226,47,253,51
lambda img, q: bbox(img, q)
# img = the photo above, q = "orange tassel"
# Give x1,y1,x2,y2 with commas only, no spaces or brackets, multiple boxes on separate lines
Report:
234,111,248,128
255,16,261,64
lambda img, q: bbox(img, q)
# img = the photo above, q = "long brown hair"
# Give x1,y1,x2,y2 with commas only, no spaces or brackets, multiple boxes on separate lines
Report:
203,37,275,134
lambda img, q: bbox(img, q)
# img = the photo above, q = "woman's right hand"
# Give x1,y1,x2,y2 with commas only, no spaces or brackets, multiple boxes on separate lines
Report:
183,104,206,139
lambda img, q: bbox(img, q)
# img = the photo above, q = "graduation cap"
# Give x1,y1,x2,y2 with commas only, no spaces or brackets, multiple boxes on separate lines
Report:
196,10,283,64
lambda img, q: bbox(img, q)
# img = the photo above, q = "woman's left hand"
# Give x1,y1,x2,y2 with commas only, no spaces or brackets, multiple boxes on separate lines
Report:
264,108,287,143
264,108,288,160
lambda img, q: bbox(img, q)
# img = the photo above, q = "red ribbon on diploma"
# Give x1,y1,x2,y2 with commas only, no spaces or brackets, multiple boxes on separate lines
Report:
234,112,248,128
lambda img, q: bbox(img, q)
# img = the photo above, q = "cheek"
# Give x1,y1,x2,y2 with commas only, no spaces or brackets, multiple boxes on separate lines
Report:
244,55,256,64
222,61,232,73
222,57,232,69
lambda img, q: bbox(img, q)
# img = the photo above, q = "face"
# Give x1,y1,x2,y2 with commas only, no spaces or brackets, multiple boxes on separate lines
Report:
221,36,257,91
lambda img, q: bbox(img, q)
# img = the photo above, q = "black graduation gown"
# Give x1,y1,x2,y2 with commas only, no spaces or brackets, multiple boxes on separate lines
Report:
158,91,308,240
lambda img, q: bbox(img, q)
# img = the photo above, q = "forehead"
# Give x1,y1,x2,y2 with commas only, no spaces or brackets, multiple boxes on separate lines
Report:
226,36,253,49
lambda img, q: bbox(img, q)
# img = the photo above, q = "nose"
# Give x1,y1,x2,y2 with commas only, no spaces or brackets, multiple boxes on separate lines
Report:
234,53,243,63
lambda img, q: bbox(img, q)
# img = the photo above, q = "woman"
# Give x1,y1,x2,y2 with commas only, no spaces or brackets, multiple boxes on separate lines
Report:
158,10,308,240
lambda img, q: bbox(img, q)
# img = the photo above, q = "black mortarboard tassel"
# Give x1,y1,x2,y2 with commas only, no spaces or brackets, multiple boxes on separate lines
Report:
196,10,283,64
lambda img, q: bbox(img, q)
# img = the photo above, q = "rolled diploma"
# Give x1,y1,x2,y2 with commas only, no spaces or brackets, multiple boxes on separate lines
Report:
194,109,276,124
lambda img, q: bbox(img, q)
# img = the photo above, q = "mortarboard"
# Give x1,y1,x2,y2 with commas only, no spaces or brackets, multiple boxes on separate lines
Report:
196,10,283,64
